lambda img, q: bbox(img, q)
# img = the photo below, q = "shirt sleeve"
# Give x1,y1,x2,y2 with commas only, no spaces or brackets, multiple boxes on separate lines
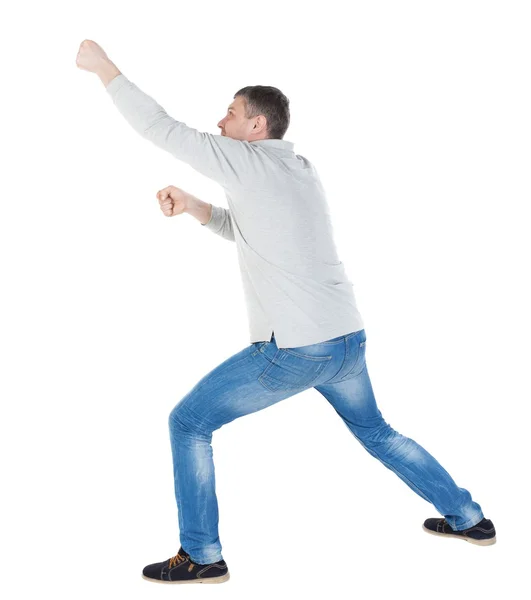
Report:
200,204,235,242
105,73,256,187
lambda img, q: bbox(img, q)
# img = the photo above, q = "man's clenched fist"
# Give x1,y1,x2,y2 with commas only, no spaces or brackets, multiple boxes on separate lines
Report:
157,186,190,217
76,39,121,87
76,39,111,73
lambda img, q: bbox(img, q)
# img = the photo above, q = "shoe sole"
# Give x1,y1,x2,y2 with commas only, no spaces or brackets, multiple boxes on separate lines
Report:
142,572,230,584
422,525,496,546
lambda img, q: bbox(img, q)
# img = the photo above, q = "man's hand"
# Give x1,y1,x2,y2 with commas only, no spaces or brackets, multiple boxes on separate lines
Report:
76,39,110,73
157,186,191,217
76,39,121,86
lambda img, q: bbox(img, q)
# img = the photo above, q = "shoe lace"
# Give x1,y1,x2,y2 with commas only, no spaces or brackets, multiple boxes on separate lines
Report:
169,551,188,568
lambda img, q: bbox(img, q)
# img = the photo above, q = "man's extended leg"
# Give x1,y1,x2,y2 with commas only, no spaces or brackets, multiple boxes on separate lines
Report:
314,360,485,532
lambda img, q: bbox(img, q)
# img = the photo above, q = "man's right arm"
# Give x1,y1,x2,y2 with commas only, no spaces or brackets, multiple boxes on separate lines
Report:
186,194,235,242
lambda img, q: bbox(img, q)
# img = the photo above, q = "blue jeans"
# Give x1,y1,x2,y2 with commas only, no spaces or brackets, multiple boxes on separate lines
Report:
168,329,484,564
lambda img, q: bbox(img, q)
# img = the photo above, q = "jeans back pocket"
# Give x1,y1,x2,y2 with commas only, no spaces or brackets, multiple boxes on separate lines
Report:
337,330,367,381
258,348,332,392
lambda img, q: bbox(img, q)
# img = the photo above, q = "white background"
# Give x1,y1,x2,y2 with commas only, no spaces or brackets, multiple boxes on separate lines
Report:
1,1,529,597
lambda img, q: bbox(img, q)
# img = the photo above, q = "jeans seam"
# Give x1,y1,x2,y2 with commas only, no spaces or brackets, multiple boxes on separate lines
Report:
339,341,366,380
282,348,333,361
333,336,352,381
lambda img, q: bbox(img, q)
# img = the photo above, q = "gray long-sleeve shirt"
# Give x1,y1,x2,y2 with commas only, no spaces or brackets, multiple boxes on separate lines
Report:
106,73,364,348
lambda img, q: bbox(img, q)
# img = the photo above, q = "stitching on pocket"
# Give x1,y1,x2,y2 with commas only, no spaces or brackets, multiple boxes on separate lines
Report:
258,349,332,392
339,340,366,380
282,348,333,361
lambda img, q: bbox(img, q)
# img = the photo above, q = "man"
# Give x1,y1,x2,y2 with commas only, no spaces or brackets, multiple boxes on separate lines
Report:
76,40,496,584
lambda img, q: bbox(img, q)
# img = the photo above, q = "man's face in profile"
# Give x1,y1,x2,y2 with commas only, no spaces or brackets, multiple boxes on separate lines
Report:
217,96,266,142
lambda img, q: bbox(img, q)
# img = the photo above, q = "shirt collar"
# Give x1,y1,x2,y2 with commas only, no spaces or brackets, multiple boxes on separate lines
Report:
250,139,294,151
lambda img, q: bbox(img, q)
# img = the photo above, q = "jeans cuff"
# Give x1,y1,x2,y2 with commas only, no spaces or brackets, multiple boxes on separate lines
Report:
451,512,485,531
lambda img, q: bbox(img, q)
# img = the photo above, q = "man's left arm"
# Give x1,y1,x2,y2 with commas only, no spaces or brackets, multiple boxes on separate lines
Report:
76,40,256,187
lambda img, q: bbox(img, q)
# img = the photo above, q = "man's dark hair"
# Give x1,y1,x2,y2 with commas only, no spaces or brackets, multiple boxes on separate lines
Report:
234,85,290,140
